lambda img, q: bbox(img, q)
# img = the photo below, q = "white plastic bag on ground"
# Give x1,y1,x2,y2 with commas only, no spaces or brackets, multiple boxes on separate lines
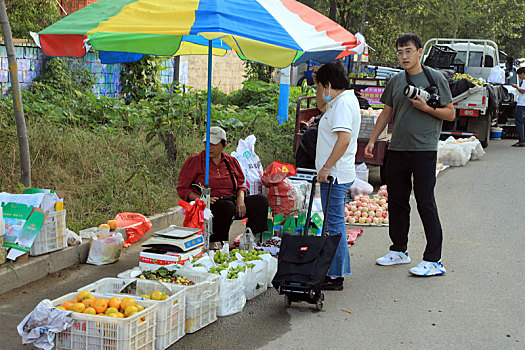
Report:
355,162,369,182
87,231,124,266
350,178,374,198
231,135,264,195
239,228,256,251
18,299,74,350
216,261,246,316
437,137,472,166
234,252,268,300
259,253,278,288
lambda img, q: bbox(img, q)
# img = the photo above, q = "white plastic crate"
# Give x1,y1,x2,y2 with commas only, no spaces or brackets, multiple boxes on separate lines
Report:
79,278,186,350
30,209,67,256
51,292,157,350
185,297,219,333
117,266,220,306
117,266,220,334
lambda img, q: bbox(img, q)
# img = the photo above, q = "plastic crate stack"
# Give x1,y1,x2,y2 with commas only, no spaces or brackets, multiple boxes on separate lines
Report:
30,210,67,256
424,45,457,68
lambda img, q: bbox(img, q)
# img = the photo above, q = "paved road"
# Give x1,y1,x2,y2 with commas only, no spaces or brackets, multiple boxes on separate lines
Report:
1,139,524,349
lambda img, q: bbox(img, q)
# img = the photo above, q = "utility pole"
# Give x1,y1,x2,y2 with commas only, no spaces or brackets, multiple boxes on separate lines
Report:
0,0,31,186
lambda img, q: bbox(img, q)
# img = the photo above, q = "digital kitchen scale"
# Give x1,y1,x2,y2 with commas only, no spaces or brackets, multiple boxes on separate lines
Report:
142,226,204,252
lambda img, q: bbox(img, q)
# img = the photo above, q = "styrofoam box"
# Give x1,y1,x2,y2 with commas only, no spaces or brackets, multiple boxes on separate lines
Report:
30,210,67,256
185,297,219,333
79,278,186,350
51,292,157,350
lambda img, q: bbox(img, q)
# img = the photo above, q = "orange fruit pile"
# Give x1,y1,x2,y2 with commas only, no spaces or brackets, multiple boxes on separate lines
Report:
58,291,146,319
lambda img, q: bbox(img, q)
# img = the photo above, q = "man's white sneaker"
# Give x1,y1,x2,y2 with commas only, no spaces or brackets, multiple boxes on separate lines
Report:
409,260,446,276
376,251,411,266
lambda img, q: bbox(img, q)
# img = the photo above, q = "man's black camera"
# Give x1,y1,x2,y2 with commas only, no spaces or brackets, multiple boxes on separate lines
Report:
404,85,441,108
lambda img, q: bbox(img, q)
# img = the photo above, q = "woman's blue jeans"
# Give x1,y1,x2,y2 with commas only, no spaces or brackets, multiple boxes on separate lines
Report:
320,180,352,278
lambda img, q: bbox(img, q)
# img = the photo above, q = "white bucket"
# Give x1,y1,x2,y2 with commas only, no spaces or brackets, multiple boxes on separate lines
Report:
490,127,502,140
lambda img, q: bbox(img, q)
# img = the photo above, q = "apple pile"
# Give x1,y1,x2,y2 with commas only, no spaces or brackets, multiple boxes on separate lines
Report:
345,185,389,226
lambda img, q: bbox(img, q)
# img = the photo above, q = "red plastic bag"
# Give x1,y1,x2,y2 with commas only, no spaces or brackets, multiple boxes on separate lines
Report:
178,198,206,233
261,161,297,185
267,181,295,216
114,212,153,248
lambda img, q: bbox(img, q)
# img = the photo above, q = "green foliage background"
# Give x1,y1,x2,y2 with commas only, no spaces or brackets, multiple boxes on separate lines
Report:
0,58,300,231
300,0,525,62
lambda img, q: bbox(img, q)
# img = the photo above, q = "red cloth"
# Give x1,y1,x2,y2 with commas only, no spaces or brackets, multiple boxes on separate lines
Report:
177,151,247,201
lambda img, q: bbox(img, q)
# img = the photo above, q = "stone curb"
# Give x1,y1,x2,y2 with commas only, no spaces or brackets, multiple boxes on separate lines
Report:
0,206,246,296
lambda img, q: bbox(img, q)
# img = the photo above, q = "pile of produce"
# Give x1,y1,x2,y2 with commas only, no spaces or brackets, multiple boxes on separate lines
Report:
193,249,269,279
56,291,147,318
453,73,484,86
138,267,196,285
345,185,389,226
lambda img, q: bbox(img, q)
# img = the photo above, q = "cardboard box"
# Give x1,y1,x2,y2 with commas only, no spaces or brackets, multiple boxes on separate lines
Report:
139,246,204,267
2,202,46,261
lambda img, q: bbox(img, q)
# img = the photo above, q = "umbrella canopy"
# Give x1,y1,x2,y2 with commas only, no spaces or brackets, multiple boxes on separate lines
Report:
34,0,365,186
36,0,360,67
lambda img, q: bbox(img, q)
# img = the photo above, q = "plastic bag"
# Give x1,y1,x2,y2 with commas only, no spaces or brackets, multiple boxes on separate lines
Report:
65,228,81,246
437,137,472,166
261,161,297,185
18,299,74,350
350,178,374,198
259,252,278,288
231,135,264,195
239,227,256,251
355,162,369,182
178,199,206,233
87,231,124,266
114,212,152,247
216,260,247,317
265,181,296,216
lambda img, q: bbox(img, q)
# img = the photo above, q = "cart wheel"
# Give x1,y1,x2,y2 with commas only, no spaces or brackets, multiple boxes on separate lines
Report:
309,288,316,300
284,295,292,307
315,299,323,311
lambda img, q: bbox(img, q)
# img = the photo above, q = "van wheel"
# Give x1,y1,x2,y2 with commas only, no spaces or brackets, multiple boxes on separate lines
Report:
481,111,493,148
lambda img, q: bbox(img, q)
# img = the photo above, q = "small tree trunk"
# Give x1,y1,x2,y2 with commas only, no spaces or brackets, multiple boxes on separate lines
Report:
163,132,177,163
0,0,31,186
329,0,337,21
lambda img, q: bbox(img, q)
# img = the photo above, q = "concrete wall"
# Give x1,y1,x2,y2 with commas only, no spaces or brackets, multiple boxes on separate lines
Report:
183,51,246,93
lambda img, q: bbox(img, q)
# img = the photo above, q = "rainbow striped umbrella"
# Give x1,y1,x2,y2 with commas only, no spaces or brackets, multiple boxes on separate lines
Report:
35,0,363,184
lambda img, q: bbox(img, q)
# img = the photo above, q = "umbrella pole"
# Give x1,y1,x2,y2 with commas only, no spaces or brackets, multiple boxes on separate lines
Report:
203,40,213,251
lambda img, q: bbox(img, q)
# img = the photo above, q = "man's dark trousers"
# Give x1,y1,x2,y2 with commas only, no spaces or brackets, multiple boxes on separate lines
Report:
386,150,442,262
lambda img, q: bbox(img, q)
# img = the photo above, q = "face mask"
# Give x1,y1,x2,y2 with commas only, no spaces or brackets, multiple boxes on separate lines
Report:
322,86,332,103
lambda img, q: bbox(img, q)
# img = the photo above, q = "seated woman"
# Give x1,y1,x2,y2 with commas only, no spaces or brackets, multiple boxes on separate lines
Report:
177,126,269,244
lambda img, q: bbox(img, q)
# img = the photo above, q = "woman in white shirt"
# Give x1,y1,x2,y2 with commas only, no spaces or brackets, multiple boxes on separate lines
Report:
315,63,361,291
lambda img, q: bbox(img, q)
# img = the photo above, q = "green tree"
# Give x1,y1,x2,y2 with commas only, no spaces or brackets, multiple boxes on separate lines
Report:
5,0,60,39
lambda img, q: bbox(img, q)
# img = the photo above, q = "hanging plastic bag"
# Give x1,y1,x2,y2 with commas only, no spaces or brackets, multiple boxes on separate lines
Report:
355,162,369,182
178,198,206,233
114,212,152,247
231,135,264,195
87,231,124,266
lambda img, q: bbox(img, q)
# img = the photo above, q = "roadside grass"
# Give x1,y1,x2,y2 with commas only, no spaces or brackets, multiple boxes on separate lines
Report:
0,116,295,232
